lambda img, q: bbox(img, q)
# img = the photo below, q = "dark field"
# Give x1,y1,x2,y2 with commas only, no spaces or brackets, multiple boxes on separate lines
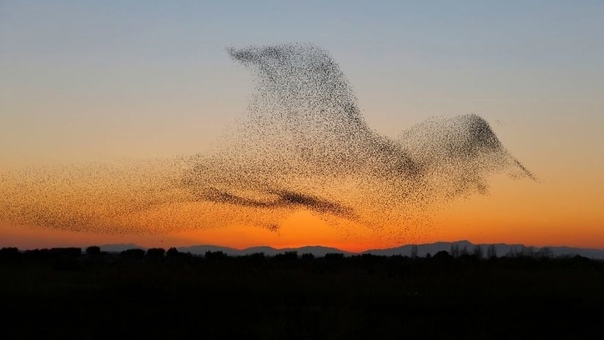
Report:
1,247,603,339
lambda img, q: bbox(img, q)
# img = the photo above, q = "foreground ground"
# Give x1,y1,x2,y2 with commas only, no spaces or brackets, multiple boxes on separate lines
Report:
1,248,603,339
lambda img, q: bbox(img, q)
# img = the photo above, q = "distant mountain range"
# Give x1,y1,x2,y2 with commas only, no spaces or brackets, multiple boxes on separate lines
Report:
98,241,604,260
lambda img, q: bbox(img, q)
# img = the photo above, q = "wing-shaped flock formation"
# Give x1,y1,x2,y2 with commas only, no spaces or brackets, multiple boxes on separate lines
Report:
0,43,533,235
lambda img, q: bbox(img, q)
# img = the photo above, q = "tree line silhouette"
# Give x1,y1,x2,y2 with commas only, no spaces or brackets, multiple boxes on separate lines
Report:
1,245,603,339
0,243,579,265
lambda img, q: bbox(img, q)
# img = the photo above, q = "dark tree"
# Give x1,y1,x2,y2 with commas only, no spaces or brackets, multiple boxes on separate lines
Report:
301,253,315,261
205,251,227,261
23,248,50,259
146,248,166,259
49,247,82,258
245,252,266,265
166,247,180,257
0,247,21,261
432,250,452,261
324,253,344,260
121,248,145,258
86,246,101,256
274,251,298,262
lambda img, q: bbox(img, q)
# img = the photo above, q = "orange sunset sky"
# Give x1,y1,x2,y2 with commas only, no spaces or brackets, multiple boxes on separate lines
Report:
1,1,603,251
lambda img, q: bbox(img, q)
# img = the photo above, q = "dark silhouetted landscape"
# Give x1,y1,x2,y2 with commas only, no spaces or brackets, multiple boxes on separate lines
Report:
1,242,603,339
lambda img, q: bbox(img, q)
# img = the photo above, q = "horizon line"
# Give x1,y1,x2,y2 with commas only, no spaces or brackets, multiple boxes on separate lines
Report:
4,239,604,253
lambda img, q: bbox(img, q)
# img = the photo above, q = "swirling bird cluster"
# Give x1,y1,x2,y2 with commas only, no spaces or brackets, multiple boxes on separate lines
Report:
0,43,533,237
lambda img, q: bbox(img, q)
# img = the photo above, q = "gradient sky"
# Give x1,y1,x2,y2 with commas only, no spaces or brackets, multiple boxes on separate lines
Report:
1,1,603,251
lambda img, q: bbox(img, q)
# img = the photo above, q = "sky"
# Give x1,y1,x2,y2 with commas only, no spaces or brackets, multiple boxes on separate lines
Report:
1,1,603,251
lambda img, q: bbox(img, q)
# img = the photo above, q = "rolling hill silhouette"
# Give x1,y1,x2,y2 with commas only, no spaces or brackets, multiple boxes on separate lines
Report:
94,241,604,260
